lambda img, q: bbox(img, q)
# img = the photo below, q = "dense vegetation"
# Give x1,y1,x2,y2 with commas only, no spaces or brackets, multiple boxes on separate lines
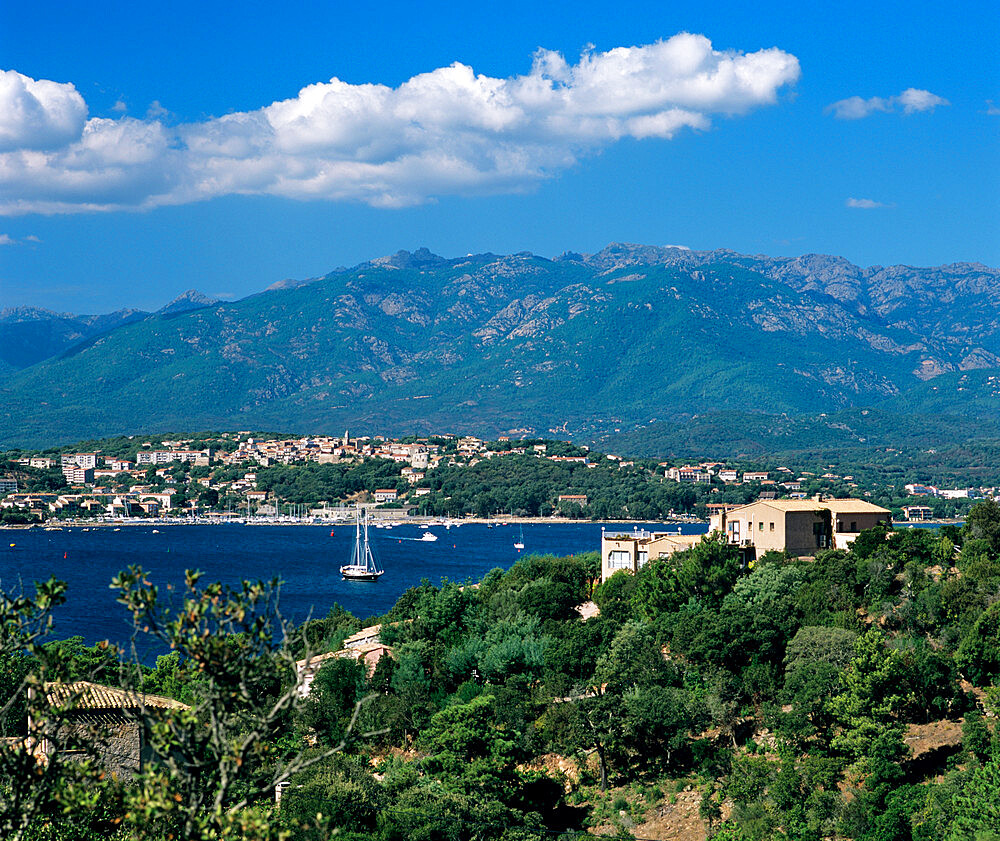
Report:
3,502,1000,839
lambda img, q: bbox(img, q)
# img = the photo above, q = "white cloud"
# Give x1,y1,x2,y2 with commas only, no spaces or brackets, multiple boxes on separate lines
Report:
826,87,949,119
0,33,799,214
0,232,42,244
146,100,170,119
0,34,800,215
896,88,949,113
0,70,88,152
985,100,1000,116
825,95,892,120
846,197,894,209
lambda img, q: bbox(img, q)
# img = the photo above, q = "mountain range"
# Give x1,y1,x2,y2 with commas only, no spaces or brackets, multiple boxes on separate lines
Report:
0,290,217,374
2,245,999,454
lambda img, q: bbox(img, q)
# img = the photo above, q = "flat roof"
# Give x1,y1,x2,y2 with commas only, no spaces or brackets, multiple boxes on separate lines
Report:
726,498,891,515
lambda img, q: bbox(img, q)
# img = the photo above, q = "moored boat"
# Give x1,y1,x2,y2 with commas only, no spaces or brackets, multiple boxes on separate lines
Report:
341,510,384,581
514,525,525,550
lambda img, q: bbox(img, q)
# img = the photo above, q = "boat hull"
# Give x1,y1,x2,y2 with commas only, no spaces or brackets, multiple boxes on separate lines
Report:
341,565,383,581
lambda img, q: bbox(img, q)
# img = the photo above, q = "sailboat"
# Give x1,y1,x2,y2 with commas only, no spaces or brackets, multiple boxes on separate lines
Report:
340,509,384,581
513,525,525,550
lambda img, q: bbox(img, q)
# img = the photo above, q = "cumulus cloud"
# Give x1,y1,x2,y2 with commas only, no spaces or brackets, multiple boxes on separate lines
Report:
846,197,894,209
0,34,800,215
826,87,949,119
0,233,14,245
0,70,88,152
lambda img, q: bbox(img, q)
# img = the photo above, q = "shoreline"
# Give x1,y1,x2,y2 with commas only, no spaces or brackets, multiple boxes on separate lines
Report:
2,515,708,529
1,516,965,530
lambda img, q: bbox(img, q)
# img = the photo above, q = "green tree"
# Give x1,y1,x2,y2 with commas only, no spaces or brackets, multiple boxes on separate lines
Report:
111,566,371,841
296,657,367,746
946,751,1000,840
962,499,1000,557
956,602,1000,685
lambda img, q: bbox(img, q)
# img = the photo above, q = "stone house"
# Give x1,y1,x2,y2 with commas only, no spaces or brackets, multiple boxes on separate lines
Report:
38,681,188,780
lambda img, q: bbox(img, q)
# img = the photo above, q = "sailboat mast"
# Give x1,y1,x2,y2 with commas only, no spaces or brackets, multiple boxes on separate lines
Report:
363,509,370,571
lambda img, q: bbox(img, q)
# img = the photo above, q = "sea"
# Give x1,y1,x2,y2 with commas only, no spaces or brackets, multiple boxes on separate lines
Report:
0,521,707,655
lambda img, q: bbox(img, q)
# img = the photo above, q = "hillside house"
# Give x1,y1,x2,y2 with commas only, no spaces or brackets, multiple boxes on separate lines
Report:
294,624,392,698
61,465,95,485
902,505,934,520
709,497,891,559
600,528,703,582
61,453,99,470
37,682,188,780
374,489,398,503
557,494,588,508
666,466,710,482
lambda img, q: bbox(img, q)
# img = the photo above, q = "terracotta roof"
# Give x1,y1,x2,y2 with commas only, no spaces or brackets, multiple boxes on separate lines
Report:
343,624,381,646
294,650,339,671
44,681,188,711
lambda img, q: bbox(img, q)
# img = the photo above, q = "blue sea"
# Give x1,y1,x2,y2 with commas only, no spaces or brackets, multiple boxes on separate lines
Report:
1,521,707,653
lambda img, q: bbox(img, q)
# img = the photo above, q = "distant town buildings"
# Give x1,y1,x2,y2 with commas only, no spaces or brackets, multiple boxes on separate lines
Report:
0,431,990,525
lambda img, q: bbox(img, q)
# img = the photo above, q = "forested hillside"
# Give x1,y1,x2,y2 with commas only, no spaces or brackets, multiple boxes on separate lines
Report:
3,504,1000,839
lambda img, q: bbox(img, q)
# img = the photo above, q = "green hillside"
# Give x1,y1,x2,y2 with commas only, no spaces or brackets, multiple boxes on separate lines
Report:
2,245,999,449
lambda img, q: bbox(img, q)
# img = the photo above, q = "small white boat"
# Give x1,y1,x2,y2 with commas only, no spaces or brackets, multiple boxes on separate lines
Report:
514,525,525,550
419,532,438,542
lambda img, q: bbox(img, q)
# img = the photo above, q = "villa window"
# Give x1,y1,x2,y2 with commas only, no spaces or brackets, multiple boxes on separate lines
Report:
608,550,630,569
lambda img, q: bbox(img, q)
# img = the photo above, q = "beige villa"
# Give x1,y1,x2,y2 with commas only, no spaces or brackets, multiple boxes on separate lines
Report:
600,528,703,582
709,497,891,559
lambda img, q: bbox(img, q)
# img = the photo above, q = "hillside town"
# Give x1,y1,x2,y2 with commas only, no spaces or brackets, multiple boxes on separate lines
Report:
0,430,988,527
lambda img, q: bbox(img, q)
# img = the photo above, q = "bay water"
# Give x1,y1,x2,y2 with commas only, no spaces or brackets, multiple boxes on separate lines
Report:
1,521,707,654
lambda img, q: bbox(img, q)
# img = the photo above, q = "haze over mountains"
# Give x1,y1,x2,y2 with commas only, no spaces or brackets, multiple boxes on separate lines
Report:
0,291,218,373
3,244,999,452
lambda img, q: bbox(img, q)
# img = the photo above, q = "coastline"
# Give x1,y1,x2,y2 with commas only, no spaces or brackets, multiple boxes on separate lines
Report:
2,515,964,530
2,514,708,529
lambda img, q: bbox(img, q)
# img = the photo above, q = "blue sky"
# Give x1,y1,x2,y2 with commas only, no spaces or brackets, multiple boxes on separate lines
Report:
2,0,998,312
